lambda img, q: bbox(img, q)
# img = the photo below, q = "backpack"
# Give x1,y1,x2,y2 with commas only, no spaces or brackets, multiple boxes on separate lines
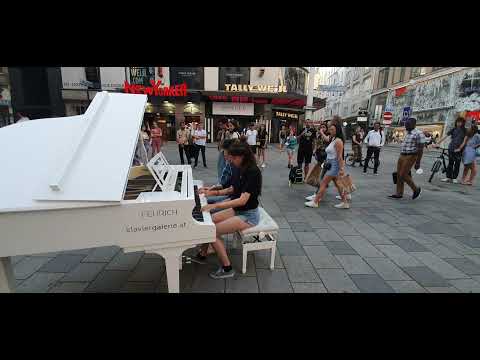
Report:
289,166,303,186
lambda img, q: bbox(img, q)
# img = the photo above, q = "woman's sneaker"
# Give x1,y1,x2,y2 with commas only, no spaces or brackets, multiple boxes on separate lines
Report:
334,202,350,209
441,178,452,183
305,201,319,208
336,194,352,200
209,267,235,279
305,194,317,201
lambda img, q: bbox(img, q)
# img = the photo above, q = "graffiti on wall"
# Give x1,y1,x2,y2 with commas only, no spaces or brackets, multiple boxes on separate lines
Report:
413,76,454,111
455,68,480,114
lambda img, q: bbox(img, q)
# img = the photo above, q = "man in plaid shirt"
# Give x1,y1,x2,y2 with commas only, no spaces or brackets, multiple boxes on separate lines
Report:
389,117,426,200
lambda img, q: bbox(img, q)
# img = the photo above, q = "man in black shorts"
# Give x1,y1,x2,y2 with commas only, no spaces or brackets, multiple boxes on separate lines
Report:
297,121,316,178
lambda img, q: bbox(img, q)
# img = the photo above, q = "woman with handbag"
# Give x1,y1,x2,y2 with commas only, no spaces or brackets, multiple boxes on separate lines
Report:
305,122,350,209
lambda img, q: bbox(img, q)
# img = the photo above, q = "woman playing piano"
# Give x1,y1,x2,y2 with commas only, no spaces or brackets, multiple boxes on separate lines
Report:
199,141,262,279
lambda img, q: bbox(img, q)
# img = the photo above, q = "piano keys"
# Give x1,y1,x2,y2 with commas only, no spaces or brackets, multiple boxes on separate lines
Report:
0,91,215,293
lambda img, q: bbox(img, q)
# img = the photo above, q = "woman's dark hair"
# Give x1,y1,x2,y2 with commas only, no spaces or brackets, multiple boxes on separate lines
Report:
229,120,239,131
329,122,345,143
455,116,466,128
229,141,257,170
467,124,478,137
222,139,235,151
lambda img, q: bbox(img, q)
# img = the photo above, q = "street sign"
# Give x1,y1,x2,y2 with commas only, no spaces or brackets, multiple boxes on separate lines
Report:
400,106,412,125
383,112,392,120
357,116,367,122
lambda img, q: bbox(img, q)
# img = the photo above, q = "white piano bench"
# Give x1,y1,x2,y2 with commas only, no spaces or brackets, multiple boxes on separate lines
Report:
232,207,279,274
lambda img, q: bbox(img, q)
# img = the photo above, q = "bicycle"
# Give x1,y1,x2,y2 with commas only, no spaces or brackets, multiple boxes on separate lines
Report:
428,148,450,183
345,152,375,169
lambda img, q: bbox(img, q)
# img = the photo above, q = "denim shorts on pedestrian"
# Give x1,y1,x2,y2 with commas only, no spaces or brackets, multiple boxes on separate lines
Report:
235,208,260,226
324,158,340,177
287,148,295,156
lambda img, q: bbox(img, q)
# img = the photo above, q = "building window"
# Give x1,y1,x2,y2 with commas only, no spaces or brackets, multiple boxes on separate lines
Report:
460,70,480,97
411,67,427,78
377,68,390,89
219,67,250,90
394,67,406,84
85,67,101,89
432,67,444,72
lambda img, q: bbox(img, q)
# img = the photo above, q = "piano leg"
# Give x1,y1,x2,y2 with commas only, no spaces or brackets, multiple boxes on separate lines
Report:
0,257,15,293
154,247,190,293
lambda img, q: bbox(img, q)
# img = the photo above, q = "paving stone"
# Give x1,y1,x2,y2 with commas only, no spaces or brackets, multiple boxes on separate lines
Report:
13,256,54,280
316,269,360,293
350,274,395,293
401,266,450,287
292,282,328,293
449,279,480,293
288,222,314,232
105,251,143,271
422,243,464,259
364,258,411,281
425,287,460,293
254,248,284,269
82,246,121,263
278,228,298,242
327,220,360,236
85,270,131,293
315,229,344,242
282,256,321,282
324,241,358,255
277,242,306,256
410,252,469,280
11,255,26,265
257,269,293,293
189,266,226,293
60,262,106,282
376,245,422,267
226,277,259,293
335,255,376,275
272,216,291,229
390,238,430,253
16,273,64,293
31,252,61,257
61,248,95,256
414,221,467,236
230,254,256,277
39,254,86,273
294,232,324,246
128,260,165,282
342,235,385,258
303,245,342,269
387,280,427,293
49,282,89,293
283,211,306,222
455,236,480,249
120,282,158,293
443,258,480,276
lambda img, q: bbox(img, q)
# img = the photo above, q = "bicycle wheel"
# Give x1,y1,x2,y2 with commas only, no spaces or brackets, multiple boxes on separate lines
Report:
429,160,441,183
346,153,355,166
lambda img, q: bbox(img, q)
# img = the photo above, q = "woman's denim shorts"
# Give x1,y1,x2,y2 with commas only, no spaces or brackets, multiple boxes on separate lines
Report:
235,208,260,226
324,158,340,177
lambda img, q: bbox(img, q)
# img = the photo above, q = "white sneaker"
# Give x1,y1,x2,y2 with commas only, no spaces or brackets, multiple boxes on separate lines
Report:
452,179,459,184
334,202,350,209
336,194,352,200
305,201,319,208
305,194,317,201
440,178,452,183
261,163,266,168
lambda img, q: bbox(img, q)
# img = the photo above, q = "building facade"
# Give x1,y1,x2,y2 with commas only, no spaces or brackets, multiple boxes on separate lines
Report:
59,67,323,143
0,67,12,127
369,67,480,140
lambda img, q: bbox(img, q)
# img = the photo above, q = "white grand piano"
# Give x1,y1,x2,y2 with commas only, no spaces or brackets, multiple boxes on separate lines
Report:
0,91,215,293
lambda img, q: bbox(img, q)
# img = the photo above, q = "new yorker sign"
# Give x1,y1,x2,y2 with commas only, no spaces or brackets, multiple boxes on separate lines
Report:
225,84,287,93
123,80,188,96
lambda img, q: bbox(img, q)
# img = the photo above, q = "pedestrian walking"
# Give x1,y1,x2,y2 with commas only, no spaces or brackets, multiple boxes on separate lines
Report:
388,117,425,200
352,126,364,167
245,123,258,155
305,122,350,209
363,121,385,175
176,122,190,165
185,122,196,165
150,122,163,156
140,124,152,161
297,121,316,177
285,128,298,168
257,123,268,168
217,119,228,183
193,122,207,168
435,116,467,184
279,125,287,151
458,124,480,185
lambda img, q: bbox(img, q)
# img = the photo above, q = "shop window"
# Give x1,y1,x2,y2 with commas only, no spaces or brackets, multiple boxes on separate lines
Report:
129,67,155,87
219,67,250,90
170,67,204,90
460,70,480,97
85,67,101,89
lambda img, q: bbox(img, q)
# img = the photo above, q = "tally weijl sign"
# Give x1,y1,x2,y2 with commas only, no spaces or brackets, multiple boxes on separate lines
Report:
225,84,287,93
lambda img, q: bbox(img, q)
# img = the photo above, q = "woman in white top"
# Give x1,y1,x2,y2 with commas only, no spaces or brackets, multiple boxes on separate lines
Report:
305,123,350,209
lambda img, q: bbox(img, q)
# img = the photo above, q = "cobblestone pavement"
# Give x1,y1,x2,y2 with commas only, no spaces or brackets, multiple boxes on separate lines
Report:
12,142,480,293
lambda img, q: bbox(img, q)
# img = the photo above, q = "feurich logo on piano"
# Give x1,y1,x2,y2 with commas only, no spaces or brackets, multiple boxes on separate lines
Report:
140,209,178,219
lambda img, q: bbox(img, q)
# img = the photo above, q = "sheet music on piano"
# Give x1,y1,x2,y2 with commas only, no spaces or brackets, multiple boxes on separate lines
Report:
0,91,215,293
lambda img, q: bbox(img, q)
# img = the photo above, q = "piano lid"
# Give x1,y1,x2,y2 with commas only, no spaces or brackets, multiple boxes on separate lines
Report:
0,92,147,213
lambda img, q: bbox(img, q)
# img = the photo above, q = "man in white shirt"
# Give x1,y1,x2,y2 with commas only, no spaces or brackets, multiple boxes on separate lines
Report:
363,121,385,175
193,122,208,168
245,123,258,154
